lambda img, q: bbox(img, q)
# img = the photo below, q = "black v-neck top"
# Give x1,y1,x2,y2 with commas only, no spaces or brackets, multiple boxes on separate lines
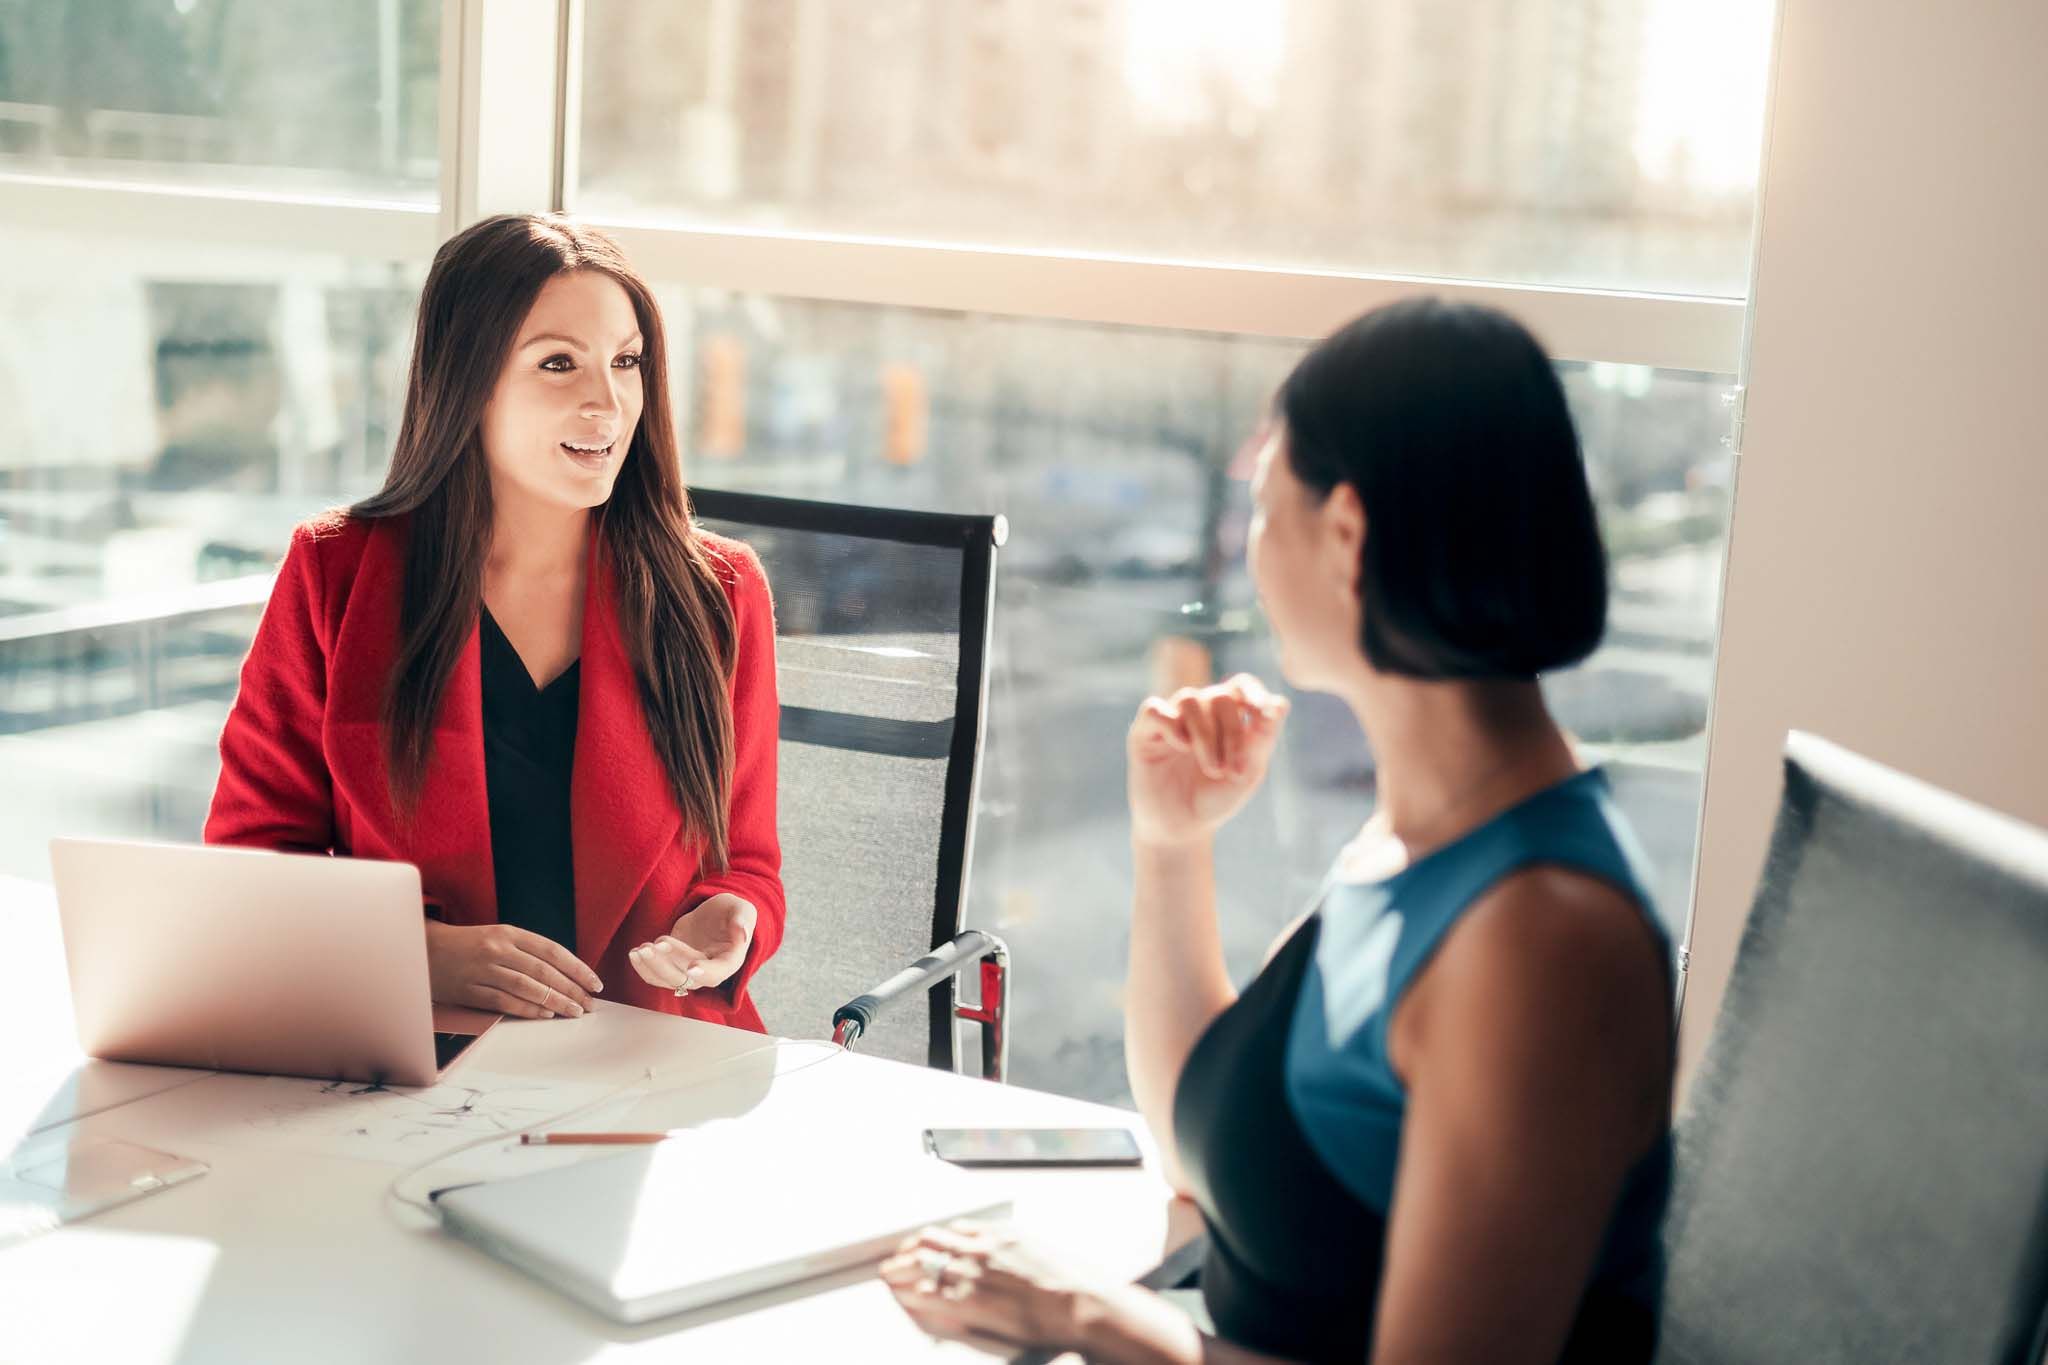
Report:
478,605,580,952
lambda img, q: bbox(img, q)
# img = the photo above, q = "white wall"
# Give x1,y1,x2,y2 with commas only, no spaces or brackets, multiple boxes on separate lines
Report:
1682,0,2048,1080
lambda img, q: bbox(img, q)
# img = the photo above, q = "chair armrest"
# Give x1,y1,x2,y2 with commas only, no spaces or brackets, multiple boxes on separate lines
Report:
832,930,1010,1079
832,929,997,1037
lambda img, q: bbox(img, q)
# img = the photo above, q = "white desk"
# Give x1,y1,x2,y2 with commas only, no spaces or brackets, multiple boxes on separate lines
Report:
2,876,1199,1363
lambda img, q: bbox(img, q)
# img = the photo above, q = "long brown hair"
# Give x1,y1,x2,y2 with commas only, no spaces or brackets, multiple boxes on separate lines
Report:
351,214,738,869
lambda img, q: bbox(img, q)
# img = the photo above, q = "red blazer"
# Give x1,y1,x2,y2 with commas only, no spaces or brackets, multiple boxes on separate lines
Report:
203,513,785,1031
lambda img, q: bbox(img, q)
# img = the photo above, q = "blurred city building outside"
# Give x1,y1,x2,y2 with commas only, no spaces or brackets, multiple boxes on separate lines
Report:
0,0,1761,1104
0,0,439,197
577,0,1770,295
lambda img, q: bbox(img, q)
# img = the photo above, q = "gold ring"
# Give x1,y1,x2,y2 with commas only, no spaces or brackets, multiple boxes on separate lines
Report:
939,1254,976,1296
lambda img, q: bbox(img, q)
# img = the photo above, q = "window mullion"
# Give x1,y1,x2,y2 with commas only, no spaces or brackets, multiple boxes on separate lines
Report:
440,0,564,239
553,0,585,213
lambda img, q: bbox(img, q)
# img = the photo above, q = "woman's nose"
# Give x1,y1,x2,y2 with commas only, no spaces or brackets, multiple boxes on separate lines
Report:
579,370,621,419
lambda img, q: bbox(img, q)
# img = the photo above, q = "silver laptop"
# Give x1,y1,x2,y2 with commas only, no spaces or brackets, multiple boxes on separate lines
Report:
434,1133,1013,1323
48,838,497,1088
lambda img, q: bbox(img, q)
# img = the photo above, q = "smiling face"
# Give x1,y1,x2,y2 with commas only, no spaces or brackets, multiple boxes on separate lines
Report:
478,269,646,517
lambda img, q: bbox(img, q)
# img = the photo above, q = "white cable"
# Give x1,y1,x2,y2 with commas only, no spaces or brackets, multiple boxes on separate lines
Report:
383,1036,846,1221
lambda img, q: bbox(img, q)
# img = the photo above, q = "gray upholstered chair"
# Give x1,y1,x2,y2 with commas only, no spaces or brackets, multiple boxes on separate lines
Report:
689,487,1011,1079
1656,732,2048,1364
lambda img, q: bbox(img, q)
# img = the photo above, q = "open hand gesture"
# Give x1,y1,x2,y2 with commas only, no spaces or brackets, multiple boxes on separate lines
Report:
628,893,757,996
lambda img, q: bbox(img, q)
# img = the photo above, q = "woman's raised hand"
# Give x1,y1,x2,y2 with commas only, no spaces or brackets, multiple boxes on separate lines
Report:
423,920,603,1019
1126,673,1289,849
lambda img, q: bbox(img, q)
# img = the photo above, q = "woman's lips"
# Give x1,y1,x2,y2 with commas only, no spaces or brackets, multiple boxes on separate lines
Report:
560,440,616,470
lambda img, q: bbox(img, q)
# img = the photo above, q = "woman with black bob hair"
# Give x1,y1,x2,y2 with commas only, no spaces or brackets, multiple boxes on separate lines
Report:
1289,296,1609,680
884,298,1678,1364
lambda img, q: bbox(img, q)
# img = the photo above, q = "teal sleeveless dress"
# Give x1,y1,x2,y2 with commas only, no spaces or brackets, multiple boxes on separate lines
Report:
1172,768,1677,1362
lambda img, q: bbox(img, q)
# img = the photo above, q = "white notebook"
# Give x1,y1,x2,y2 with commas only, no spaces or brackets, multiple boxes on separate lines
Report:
434,1134,1011,1324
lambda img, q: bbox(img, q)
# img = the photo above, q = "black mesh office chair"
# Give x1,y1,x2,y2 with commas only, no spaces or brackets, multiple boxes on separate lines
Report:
689,487,1011,1079
1655,732,2048,1364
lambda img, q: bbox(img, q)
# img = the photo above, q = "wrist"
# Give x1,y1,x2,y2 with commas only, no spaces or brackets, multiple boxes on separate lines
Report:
1071,1284,1200,1365
1065,1285,1131,1361
1130,834,1204,875
1131,831,1213,861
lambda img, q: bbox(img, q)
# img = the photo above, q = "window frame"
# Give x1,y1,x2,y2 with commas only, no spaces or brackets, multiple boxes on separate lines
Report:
0,0,1757,1019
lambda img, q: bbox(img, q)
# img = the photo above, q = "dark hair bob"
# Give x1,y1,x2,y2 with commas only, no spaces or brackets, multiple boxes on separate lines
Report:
1277,296,1607,680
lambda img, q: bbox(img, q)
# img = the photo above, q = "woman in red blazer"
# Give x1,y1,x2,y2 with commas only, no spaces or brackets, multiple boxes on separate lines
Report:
205,214,784,1031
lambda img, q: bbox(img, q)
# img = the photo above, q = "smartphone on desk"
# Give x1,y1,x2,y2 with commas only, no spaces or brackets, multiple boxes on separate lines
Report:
923,1126,1144,1169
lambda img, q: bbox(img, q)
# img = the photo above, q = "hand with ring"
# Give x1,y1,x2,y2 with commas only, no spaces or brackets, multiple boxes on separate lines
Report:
422,920,602,1019
880,1220,1135,1352
628,894,757,999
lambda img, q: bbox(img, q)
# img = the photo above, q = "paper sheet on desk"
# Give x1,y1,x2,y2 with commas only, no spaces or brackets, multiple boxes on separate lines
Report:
140,1069,644,1167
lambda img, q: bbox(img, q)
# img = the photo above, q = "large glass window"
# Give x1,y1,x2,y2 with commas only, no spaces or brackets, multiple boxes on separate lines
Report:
0,225,421,877
661,290,1731,1102
0,0,1763,1109
581,0,1772,295
0,0,441,200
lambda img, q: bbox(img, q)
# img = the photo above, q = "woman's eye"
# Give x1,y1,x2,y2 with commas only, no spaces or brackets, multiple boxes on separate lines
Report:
539,355,574,373
613,352,643,370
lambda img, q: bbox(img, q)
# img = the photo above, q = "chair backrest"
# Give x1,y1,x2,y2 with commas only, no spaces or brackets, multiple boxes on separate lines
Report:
1656,732,2048,1365
689,488,1004,1071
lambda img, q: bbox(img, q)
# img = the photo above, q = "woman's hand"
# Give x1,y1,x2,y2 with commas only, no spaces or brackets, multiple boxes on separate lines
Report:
628,893,757,996
423,920,602,1019
880,1221,1120,1353
1127,674,1289,850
